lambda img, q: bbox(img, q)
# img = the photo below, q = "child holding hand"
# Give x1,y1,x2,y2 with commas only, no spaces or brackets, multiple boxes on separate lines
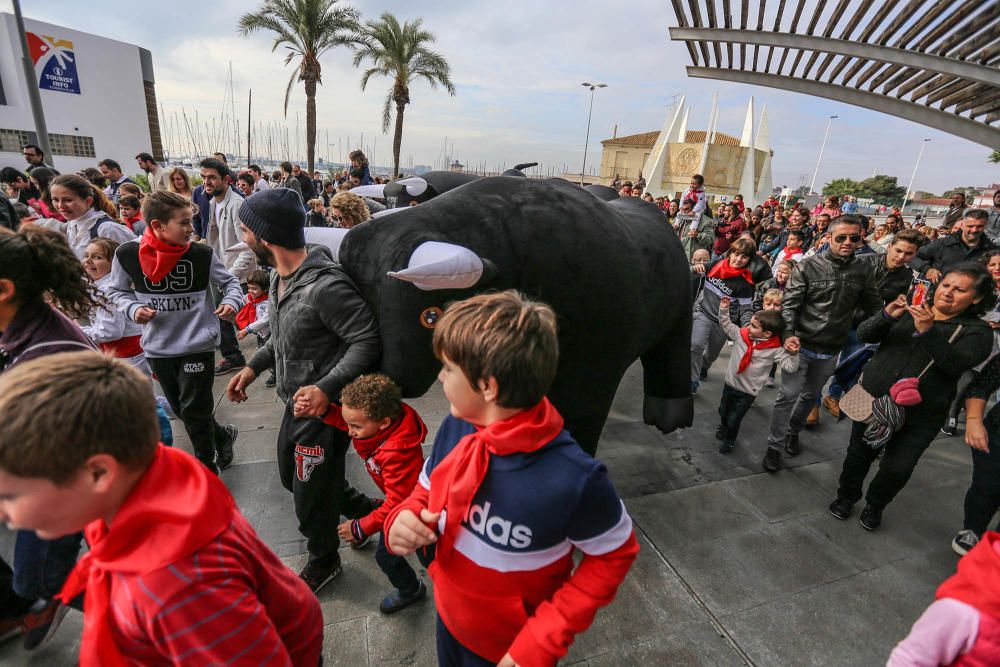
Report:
386,291,639,667
716,297,799,454
330,374,430,614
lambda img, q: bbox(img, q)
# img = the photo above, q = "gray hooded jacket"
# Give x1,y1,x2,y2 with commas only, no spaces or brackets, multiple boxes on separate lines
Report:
247,246,380,403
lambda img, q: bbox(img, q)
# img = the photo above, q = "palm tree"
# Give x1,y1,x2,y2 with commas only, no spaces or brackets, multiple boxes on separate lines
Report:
353,13,455,178
238,0,360,173
990,150,1000,164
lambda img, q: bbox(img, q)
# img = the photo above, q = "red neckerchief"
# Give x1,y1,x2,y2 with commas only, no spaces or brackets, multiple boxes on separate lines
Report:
138,228,189,283
351,404,427,460
781,246,803,258
235,292,267,331
59,445,234,667
936,531,1000,617
737,329,781,374
123,213,143,232
428,399,563,559
708,258,754,284
683,187,704,200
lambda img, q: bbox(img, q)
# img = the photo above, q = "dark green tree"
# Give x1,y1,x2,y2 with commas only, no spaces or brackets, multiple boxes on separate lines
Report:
239,0,361,173
352,12,455,178
856,175,906,203
822,178,860,198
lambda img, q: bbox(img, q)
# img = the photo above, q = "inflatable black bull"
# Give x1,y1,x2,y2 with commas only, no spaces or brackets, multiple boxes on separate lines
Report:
334,175,693,455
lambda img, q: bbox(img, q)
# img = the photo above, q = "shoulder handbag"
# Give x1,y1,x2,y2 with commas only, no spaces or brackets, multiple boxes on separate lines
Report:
840,324,964,423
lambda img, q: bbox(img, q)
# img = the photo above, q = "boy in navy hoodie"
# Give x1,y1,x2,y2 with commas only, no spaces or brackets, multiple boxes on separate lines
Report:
108,190,242,474
386,291,639,667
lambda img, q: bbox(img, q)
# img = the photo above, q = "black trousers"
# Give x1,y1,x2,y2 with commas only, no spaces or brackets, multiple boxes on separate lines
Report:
277,406,374,562
375,532,420,595
963,424,1000,535
837,418,941,508
0,557,33,620
149,352,226,470
718,384,756,441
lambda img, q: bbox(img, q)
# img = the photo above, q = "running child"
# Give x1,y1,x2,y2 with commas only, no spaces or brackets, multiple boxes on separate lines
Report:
385,290,639,667
0,351,324,665
108,189,241,473
236,269,276,388
715,297,799,454
331,374,429,614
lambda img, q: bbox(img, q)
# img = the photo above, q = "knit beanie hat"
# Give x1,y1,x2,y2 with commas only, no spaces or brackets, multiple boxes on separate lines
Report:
238,188,306,249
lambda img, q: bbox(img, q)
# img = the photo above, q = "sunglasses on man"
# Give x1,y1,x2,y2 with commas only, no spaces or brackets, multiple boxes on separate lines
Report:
833,234,862,243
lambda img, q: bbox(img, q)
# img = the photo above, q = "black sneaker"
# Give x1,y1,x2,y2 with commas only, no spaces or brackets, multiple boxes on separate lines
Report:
216,424,238,470
715,423,726,440
299,558,342,595
828,498,853,520
699,366,709,381
214,358,245,376
718,440,735,454
762,448,781,472
379,582,427,615
784,433,801,457
860,504,883,531
952,529,979,556
264,374,276,388
20,601,69,651
941,418,958,437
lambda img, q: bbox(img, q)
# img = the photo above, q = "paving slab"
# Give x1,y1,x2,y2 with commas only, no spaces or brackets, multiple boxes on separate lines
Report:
578,621,746,667
724,471,830,523
322,616,370,666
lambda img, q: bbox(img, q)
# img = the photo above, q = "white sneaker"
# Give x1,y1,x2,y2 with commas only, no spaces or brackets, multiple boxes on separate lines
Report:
952,529,979,556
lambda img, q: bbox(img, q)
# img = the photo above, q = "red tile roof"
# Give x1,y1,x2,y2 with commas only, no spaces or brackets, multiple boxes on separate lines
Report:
601,129,742,147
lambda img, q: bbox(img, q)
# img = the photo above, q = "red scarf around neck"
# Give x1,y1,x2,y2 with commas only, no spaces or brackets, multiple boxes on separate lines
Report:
235,292,267,330
138,228,189,283
351,403,427,461
737,328,782,374
708,258,754,284
59,445,234,667
781,246,803,258
428,398,564,559
936,531,1000,618
123,213,143,233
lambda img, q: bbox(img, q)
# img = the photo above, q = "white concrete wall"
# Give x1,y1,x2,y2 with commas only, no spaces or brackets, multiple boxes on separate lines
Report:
0,13,152,176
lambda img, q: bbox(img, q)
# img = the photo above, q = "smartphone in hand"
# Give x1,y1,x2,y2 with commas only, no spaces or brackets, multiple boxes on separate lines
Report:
909,278,931,307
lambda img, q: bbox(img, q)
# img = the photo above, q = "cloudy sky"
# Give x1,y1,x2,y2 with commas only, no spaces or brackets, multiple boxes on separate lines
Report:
10,0,997,194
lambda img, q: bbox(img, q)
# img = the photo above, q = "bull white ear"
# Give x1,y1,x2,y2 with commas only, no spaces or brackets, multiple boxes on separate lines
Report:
304,227,350,262
397,177,428,196
387,241,484,291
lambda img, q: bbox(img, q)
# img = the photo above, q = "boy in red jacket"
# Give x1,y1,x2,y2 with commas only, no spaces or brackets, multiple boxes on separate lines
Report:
330,373,429,614
0,352,323,666
386,291,639,667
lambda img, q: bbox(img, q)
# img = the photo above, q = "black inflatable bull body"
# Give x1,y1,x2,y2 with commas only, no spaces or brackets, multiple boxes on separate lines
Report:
337,176,694,455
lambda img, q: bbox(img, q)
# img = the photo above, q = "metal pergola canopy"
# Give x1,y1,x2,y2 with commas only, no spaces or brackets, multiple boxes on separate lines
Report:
667,0,1000,148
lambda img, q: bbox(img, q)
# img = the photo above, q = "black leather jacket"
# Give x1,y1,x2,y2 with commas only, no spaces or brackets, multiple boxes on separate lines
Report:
782,250,882,353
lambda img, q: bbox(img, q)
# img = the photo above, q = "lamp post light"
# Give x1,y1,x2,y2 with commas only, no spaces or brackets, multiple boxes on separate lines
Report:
808,115,837,197
903,138,931,215
580,82,607,186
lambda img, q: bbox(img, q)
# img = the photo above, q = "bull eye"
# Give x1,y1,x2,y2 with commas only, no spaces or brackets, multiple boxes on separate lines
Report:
420,307,443,329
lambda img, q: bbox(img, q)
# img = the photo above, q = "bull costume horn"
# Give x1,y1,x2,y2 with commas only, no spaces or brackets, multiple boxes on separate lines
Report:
387,241,485,291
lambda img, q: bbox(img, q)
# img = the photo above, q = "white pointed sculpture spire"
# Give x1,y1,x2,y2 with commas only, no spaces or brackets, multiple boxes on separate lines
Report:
738,97,758,206
698,93,719,174
740,96,755,147
754,105,774,204
640,96,686,197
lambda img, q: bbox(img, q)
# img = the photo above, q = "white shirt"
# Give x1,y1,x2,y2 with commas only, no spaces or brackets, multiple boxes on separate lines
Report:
65,208,136,259
254,178,270,192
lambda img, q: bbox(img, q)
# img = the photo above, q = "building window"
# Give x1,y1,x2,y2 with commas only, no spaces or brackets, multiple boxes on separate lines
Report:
0,128,95,158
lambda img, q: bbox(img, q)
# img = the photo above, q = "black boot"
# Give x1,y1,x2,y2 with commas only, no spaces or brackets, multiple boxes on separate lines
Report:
860,503,883,531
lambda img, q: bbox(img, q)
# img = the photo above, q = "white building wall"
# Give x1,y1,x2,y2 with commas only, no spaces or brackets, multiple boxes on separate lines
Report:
0,13,153,175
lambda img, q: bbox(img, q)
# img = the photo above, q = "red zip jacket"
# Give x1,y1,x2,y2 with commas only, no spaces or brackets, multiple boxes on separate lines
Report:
348,403,427,538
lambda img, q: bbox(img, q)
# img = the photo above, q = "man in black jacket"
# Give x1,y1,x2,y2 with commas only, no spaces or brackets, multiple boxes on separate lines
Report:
911,209,994,282
764,215,882,472
227,188,381,594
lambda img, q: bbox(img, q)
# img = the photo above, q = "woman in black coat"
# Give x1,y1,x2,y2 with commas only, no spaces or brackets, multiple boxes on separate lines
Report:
830,263,996,531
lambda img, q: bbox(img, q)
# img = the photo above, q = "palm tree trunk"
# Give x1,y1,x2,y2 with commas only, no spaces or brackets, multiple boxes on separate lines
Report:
304,77,317,174
392,101,405,178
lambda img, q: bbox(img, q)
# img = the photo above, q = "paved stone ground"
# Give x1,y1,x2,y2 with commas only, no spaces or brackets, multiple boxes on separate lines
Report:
0,339,982,666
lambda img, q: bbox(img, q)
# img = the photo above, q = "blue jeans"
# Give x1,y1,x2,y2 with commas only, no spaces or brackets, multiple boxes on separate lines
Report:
827,329,864,400
13,530,81,601
718,384,756,441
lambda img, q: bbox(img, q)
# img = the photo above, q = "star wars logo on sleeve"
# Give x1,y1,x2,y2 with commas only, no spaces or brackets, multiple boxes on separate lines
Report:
294,444,325,482
26,32,81,95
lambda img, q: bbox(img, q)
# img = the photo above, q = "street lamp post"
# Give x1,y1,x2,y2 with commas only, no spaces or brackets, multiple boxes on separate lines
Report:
580,82,607,186
902,138,931,215
12,0,52,161
808,115,837,197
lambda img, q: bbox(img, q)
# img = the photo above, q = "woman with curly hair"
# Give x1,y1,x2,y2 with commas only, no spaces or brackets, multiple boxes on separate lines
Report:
330,191,372,229
50,173,134,259
0,224,100,644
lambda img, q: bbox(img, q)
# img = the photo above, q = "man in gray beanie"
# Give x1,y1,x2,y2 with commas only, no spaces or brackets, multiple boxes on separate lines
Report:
227,187,382,593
